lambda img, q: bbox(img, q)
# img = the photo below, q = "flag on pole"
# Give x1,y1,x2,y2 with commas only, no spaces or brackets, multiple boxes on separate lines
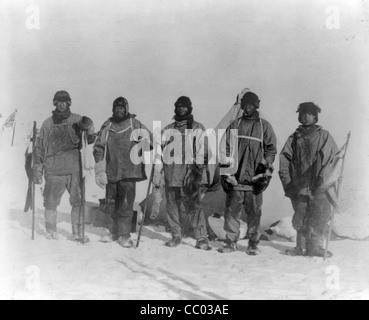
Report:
324,132,351,260
318,134,351,209
2,110,17,129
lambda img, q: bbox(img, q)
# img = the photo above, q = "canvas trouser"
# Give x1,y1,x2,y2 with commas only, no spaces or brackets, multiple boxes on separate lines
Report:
105,181,136,239
290,194,331,239
166,187,208,240
43,173,82,232
224,190,263,243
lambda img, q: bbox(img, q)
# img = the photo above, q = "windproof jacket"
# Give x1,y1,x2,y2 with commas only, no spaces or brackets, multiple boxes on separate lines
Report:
35,113,94,176
279,125,338,198
93,115,151,182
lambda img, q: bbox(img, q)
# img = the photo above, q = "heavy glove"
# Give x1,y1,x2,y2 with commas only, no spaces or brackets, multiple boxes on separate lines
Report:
33,164,43,185
79,116,94,134
252,162,273,195
95,160,108,189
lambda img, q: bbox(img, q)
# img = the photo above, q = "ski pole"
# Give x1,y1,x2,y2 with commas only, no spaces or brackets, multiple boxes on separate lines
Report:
136,161,156,248
81,175,86,244
79,132,87,244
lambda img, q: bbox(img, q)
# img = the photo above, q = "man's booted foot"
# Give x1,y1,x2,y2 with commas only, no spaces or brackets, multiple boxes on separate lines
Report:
246,240,261,256
71,234,90,244
307,247,333,258
195,238,212,251
99,231,118,243
99,235,114,243
117,236,134,248
165,237,181,248
286,231,305,256
218,242,237,253
46,230,58,240
71,226,90,244
306,235,333,258
286,247,304,256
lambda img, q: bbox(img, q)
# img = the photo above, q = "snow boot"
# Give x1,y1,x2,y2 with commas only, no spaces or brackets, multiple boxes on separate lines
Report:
306,235,333,258
165,237,181,248
46,230,58,240
71,225,90,244
195,238,212,251
117,236,134,248
246,239,261,256
100,219,119,243
286,231,305,256
308,247,333,258
286,247,304,256
218,241,237,253
45,209,58,240
99,234,114,243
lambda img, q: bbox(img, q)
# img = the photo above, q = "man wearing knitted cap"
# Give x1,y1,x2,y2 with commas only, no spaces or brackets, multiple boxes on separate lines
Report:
156,96,211,250
279,102,338,258
93,97,151,248
33,91,95,242
218,91,277,255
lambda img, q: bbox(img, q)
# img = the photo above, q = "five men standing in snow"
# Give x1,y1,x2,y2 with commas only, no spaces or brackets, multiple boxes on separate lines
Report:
32,90,338,259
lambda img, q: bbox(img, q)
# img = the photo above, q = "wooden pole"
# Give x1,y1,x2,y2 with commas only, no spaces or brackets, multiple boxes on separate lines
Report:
136,162,155,248
11,120,16,147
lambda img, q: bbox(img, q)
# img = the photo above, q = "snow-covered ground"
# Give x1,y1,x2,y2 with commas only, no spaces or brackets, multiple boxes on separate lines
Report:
1,129,369,301
2,0,369,301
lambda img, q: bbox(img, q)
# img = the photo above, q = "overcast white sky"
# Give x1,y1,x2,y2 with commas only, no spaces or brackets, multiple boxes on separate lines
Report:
1,0,369,214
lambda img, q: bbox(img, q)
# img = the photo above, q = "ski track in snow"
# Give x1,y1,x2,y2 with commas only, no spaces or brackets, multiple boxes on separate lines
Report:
1,134,369,300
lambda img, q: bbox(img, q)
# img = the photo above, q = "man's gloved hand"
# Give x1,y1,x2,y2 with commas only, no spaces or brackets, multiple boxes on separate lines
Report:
266,163,274,176
95,160,108,189
222,157,235,168
79,116,94,134
225,175,238,186
265,168,273,178
33,164,43,185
